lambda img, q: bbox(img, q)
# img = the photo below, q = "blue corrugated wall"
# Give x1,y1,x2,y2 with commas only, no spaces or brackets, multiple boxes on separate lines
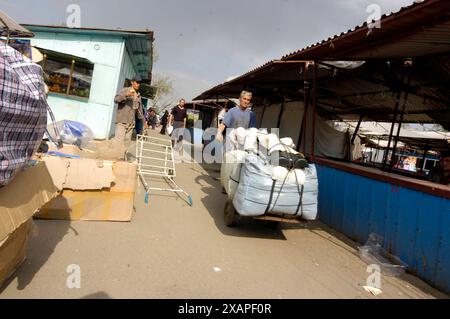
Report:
316,164,450,294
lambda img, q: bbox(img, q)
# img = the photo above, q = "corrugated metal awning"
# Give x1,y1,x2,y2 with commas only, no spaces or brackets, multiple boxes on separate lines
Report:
194,0,450,129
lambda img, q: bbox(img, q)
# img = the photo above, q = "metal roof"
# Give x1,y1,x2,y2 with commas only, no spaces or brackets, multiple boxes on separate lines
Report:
21,24,154,39
35,46,93,67
281,0,450,61
0,10,34,38
194,0,450,129
185,100,231,111
23,24,154,81
196,0,450,99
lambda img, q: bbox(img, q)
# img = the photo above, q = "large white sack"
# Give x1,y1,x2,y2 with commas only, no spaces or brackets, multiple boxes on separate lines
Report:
272,166,306,185
301,164,319,220
244,128,259,152
220,150,246,199
232,154,318,219
287,169,306,185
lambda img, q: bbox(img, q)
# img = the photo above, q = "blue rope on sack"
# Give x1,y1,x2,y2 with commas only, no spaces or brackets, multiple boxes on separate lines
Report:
144,193,149,205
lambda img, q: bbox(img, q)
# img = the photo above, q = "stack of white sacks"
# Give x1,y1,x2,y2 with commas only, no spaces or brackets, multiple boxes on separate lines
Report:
220,128,318,220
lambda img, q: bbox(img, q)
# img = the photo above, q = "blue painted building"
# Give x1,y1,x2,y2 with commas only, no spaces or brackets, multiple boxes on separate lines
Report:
23,24,154,139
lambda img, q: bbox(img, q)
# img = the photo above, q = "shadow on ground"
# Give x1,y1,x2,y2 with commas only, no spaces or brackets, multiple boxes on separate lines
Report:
196,162,449,298
80,291,112,299
0,218,72,293
197,162,313,240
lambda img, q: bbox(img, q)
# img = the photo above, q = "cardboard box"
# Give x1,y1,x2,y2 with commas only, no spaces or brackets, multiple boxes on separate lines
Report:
36,160,137,222
0,148,136,285
0,161,63,245
0,220,32,287
42,157,115,191
0,161,62,286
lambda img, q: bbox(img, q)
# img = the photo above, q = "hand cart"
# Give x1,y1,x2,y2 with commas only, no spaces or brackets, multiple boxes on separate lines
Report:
136,134,193,206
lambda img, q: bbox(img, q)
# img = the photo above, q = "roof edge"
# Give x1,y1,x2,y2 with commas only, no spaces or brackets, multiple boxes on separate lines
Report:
22,23,154,39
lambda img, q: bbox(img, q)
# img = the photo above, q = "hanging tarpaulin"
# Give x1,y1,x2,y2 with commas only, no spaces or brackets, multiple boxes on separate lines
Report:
300,109,350,160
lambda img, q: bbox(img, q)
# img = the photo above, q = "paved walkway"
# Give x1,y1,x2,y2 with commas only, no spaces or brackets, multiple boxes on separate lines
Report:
0,133,447,298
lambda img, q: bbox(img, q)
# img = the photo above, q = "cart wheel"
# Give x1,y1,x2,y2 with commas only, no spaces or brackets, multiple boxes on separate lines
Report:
224,200,237,227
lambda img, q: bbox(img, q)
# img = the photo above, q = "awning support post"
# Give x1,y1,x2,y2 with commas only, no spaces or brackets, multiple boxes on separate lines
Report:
42,54,47,72
420,139,430,172
310,61,318,162
276,96,286,129
383,64,406,170
66,59,76,95
259,103,267,128
351,114,364,145
299,62,310,153
390,62,413,171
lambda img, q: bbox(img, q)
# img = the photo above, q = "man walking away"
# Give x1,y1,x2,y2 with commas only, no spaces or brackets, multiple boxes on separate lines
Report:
169,99,188,152
160,110,169,135
147,109,157,130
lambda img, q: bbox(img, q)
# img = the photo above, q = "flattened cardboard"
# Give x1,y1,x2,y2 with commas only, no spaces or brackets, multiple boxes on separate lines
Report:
64,159,114,190
0,220,31,286
43,157,115,191
36,161,137,222
111,161,138,192
0,162,62,244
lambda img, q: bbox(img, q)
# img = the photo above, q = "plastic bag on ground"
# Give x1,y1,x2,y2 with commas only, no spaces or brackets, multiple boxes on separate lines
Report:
47,120,94,148
358,233,407,277
166,125,174,136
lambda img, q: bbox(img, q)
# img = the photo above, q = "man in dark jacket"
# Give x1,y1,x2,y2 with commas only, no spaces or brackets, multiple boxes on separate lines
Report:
169,99,188,151
160,110,169,135
147,109,157,130
113,78,144,145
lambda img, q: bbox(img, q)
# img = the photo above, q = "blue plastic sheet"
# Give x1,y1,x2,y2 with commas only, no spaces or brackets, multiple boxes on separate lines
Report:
47,120,94,148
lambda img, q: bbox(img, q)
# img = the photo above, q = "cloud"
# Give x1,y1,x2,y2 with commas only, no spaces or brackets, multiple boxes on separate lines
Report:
6,0,416,99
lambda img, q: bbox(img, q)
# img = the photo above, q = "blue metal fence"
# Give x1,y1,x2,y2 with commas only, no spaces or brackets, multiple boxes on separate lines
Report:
316,163,450,294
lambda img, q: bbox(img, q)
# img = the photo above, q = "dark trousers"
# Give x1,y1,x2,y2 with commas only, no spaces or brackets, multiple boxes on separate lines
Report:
135,119,143,135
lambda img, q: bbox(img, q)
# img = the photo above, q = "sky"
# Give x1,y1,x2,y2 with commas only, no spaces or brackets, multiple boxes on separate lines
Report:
1,0,416,102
